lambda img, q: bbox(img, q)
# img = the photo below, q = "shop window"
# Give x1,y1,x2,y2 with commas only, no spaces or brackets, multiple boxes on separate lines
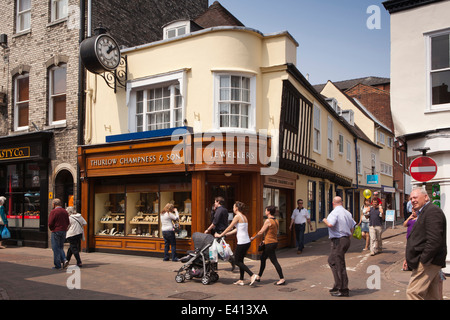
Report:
263,187,287,235
3,163,41,229
307,180,316,221
319,181,325,220
94,176,192,239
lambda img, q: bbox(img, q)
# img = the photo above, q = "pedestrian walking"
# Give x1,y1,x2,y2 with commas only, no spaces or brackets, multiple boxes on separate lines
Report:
289,199,312,254
358,198,371,251
0,196,8,249
48,198,70,270
368,198,384,256
405,187,447,300
218,201,258,286
323,196,356,297
160,203,179,262
251,205,285,285
66,206,87,268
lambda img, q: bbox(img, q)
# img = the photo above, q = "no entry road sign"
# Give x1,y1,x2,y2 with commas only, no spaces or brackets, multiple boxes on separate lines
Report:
409,156,438,182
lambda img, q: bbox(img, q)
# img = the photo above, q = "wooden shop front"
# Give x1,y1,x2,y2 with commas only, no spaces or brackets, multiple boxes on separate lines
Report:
77,129,293,256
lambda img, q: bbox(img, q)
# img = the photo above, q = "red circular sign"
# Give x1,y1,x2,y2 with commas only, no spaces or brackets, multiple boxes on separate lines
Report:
409,156,437,182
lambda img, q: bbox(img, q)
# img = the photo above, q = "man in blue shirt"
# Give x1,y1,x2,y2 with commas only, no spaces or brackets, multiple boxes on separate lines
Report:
323,196,356,297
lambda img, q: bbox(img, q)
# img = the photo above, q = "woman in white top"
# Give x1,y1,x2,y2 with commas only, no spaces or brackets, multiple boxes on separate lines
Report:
358,199,371,251
66,206,87,267
218,201,257,286
160,203,179,261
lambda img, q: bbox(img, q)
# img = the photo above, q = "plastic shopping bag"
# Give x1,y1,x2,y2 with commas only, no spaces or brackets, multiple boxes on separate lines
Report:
1,226,11,239
220,239,232,261
209,245,218,262
352,225,362,240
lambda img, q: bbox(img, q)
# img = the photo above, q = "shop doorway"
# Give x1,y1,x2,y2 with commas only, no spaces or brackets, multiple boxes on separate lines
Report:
54,170,74,208
208,183,238,222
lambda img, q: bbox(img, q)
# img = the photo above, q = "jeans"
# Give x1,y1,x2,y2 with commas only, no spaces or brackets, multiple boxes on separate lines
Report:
66,234,82,265
295,223,306,251
51,231,67,269
162,231,177,261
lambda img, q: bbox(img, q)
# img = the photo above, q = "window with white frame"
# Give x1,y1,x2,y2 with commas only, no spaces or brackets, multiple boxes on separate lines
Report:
16,0,31,32
127,70,186,133
163,21,189,40
378,130,385,145
381,162,393,176
357,146,362,175
51,0,68,22
327,117,333,160
313,104,321,153
427,30,450,110
338,133,344,154
214,73,255,131
346,140,352,162
14,73,29,130
49,64,67,124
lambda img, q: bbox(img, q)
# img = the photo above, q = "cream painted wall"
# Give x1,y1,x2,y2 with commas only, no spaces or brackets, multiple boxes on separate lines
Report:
85,28,297,145
390,1,450,136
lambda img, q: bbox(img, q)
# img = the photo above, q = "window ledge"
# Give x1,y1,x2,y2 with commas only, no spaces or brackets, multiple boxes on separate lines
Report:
47,18,68,28
44,121,67,130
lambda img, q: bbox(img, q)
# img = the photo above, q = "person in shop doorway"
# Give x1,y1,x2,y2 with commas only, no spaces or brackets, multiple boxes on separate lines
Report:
48,198,70,270
205,196,235,271
405,187,447,300
368,198,384,256
160,203,179,262
289,199,312,254
322,196,356,297
65,206,87,268
0,196,8,249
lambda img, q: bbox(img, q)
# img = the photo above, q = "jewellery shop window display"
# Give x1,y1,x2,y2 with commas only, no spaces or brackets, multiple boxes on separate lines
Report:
0,163,41,229
94,176,192,239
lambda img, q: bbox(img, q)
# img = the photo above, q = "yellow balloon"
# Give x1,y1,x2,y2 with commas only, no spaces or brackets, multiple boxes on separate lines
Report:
363,189,372,199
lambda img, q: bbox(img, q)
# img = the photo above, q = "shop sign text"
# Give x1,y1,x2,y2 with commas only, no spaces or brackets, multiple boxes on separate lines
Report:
0,147,30,161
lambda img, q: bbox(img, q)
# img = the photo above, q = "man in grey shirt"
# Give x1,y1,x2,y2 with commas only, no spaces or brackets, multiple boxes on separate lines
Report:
323,197,356,297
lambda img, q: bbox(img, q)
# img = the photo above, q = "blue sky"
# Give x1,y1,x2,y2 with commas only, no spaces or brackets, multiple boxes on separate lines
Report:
210,0,391,85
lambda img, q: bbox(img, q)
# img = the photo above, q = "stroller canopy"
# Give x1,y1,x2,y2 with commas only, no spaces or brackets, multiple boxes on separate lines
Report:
192,232,215,250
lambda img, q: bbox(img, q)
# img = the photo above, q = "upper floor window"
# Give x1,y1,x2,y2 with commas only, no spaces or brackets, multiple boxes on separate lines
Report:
213,73,255,132
49,64,67,124
427,30,450,111
16,0,31,33
127,70,186,133
327,117,333,160
163,21,189,40
14,73,29,131
51,0,68,22
313,104,321,153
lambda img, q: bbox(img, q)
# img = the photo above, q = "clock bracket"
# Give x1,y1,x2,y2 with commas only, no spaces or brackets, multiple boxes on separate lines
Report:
98,55,127,93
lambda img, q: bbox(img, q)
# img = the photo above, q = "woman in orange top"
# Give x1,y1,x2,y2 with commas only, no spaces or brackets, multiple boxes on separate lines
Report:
251,205,286,285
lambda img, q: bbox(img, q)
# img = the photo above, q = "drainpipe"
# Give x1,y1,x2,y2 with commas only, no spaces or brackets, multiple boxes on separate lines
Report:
77,0,86,213
354,138,359,190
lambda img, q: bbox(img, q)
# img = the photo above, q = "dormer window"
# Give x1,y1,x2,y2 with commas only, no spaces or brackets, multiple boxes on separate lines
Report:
163,21,190,40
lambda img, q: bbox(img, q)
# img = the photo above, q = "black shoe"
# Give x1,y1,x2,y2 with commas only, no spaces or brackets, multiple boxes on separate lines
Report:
329,288,339,293
331,291,349,297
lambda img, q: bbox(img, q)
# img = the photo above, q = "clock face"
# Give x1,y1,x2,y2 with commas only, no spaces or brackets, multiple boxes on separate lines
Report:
95,35,120,70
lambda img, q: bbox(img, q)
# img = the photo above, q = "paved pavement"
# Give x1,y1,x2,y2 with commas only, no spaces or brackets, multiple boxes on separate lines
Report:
0,223,448,303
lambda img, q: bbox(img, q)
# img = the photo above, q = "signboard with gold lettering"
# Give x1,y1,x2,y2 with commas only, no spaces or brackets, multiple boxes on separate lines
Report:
0,147,31,161
87,150,184,170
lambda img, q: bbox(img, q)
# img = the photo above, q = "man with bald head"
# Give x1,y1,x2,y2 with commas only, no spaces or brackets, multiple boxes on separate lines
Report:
323,196,356,297
405,187,447,300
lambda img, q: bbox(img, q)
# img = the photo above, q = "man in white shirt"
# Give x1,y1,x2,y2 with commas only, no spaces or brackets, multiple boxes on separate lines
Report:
289,199,312,254
323,196,356,297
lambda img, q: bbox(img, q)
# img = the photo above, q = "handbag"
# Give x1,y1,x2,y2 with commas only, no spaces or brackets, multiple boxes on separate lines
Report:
172,220,180,233
353,225,362,240
258,241,265,252
1,226,11,239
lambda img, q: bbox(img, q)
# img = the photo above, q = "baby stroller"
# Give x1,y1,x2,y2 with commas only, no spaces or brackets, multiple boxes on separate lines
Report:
175,232,219,285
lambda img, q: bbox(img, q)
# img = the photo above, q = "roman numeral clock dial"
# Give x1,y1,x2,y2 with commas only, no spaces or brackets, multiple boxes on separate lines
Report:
80,32,121,74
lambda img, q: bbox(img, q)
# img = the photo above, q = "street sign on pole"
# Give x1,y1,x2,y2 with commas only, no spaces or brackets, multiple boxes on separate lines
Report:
409,156,438,182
